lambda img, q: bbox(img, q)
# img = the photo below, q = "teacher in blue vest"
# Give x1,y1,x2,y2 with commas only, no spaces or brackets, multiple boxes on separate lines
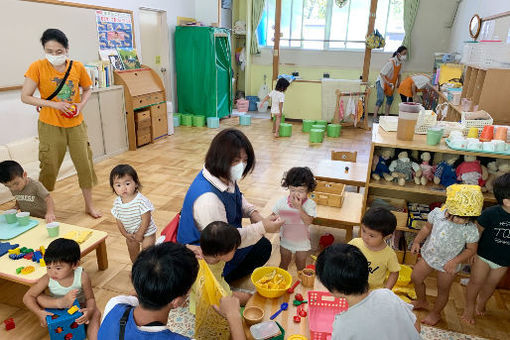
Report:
178,128,283,283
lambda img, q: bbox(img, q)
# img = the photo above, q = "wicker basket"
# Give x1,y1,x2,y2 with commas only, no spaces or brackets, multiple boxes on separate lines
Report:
461,110,493,128
415,110,437,134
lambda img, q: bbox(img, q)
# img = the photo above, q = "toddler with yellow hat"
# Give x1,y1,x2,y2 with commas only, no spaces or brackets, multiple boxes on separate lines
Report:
410,184,483,326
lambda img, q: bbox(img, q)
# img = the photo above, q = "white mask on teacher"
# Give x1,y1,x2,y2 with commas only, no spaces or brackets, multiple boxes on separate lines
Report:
400,54,407,62
230,162,246,182
46,54,67,66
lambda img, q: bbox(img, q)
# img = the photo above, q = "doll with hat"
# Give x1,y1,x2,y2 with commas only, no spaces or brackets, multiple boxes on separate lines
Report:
434,154,458,188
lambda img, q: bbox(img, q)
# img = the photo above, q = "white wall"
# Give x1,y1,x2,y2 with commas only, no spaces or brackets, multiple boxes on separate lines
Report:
252,0,458,73
195,0,219,26
0,0,194,145
449,0,510,53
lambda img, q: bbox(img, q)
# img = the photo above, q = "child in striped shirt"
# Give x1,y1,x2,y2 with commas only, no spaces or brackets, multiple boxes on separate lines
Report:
110,164,157,263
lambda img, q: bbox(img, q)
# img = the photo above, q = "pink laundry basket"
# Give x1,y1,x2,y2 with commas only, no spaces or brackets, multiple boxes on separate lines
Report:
308,291,349,340
236,99,249,113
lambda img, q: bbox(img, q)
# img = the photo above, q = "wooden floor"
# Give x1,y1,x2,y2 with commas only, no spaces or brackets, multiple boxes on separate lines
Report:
1,116,509,339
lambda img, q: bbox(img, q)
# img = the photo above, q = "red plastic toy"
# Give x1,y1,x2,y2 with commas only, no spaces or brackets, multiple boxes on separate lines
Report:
299,309,307,317
287,280,301,294
319,233,335,248
293,315,301,323
295,293,304,302
4,318,15,331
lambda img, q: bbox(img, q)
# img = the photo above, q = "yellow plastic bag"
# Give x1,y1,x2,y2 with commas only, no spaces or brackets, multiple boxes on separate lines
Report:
194,259,231,340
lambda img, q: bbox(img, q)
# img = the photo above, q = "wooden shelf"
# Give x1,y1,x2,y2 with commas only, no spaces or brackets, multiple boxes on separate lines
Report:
369,179,496,203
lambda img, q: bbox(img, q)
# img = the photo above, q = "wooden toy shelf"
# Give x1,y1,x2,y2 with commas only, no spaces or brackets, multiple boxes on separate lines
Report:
114,66,168,150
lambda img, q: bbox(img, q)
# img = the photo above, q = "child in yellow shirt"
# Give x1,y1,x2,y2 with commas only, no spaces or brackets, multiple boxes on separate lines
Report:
348,207,400,289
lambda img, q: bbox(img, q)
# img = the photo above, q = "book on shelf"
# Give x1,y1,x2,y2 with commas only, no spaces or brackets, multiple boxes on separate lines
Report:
116,48,141,69
85,60,114,88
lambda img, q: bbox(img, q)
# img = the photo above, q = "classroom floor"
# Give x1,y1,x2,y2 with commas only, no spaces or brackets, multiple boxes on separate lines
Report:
1,116,509,339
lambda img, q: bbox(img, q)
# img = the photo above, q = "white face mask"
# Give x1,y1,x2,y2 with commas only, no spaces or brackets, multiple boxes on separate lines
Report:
46,54,67,66
400,54,407,62
230,162,246,182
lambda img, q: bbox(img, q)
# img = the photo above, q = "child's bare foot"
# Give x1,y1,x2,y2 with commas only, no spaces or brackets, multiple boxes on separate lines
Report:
59,289,79,308
411,299,429,310
475,305,486,316
421,312,441,326
86,208,102,219
232,291,253,306
460,311,476,325
273,133,279,138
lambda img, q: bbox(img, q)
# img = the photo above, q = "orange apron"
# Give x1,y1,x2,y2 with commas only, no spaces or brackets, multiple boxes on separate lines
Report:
398,77,414,97
383,60,401,96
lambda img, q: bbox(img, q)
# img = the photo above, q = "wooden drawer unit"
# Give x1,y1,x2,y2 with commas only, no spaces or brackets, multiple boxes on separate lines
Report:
136,127,152,146
150,103,168,139
132,92,165,109
310,180,346,207
135,109,151,130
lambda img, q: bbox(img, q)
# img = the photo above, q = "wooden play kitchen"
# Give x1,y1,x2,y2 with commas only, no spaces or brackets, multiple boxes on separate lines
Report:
114,66,168,150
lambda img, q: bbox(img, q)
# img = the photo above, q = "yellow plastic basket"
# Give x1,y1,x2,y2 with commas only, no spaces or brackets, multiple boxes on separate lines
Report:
251,266,292,298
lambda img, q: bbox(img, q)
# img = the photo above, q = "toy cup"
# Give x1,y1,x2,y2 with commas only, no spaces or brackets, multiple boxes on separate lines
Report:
482,142,495,152
426,127,443,146
46,222,60,237
3,209,18,224
479,125,494,142
16,212,30,226
493,140,505,152
243,306,264,326
494,127,508,141
298,268,315,288
467,127,479,138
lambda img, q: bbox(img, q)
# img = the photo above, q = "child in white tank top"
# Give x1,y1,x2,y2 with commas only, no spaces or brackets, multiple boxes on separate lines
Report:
23,238,101,340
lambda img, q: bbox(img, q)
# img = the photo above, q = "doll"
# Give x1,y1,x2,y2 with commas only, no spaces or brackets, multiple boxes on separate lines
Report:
371,148,395,181
414,152,435,186
456,155,488,186
484,160,510,193
389,151,421,186
434,154,458,188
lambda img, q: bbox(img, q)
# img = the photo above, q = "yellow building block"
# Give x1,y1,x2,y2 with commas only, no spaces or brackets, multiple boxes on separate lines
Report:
39,259,46,267
21,266,35,274
39,246,45,255
67,305,79,315
8,248,20,255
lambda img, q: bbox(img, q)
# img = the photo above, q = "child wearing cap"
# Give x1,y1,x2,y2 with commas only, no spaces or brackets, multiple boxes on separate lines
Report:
410,184,483,326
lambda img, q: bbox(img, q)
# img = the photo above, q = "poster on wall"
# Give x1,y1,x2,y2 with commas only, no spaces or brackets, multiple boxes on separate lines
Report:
96,10,133,50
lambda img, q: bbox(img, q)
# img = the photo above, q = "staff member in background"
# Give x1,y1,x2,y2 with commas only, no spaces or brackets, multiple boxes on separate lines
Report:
21,28,101,218
373,46,408,123
398,74,430,103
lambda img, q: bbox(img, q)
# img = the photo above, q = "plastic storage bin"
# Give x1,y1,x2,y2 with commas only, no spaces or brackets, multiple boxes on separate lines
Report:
239,114,251,126
302,120,316,132
173,116,180,128
246,96,259,111
310,129,324,143
181,114,193,126
207,117,219,128
308,291,348,340
237,99,249,113
327,124,341,137
279,123,292,137
192,115,205,127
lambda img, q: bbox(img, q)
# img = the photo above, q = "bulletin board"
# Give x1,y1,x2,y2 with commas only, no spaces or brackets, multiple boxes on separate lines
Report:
0,0,134,90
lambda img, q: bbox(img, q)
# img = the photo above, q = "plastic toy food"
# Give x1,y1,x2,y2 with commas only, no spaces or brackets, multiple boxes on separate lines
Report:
256,270,287,289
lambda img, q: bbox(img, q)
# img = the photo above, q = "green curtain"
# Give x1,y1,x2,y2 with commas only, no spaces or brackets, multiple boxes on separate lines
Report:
403,0,420,59
250,0,265,54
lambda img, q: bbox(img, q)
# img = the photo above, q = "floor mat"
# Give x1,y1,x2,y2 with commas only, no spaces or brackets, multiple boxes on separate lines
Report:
421,326,488,340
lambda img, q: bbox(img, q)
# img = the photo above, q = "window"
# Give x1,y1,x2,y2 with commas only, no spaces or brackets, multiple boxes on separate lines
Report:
257,0,404,51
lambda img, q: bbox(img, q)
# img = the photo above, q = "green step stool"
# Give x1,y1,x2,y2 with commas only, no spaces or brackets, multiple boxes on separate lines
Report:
302,120,315,132
207,117,219,128
311,124,325,133
239,114,251,126
309,129,324,143
279,123,292,137
272,114,285,123
192,115,206,127
181,114,193,126
327,124,342,137
315,120,328,126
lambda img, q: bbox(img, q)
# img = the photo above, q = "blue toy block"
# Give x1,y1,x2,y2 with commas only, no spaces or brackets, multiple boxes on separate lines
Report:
46,300,86,340
9,253,24,260
33,251,43,263
0,242,19,257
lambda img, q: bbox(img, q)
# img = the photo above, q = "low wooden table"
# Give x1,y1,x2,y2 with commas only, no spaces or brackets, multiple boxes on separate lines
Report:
0,218,108,286
313,159,369,188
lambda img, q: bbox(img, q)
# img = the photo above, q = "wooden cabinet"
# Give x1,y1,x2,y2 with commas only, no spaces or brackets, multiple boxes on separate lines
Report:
114,66,168,150
82,85,128,161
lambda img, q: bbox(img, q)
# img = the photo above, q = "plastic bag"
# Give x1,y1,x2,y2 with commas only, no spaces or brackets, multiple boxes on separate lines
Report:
194,260,231,340
365,29,386,49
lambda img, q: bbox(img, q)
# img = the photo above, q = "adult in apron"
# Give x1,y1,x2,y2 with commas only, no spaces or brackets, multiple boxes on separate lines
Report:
373,46,407,123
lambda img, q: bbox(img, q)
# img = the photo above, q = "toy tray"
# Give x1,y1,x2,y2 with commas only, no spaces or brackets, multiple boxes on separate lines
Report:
445,138,510,156
0,215,39,240
308,291,348,340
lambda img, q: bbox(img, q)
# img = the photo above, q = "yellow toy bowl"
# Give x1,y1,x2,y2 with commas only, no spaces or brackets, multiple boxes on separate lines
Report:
251,266,292,298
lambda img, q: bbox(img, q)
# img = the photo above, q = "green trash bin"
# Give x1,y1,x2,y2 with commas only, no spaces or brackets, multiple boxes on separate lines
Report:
192,115,206,127
302,120,315,132
327,124,342,137
315,120,328,126
279,123,292,137
310,129,324,143
181,114,193,126
272,114,285,123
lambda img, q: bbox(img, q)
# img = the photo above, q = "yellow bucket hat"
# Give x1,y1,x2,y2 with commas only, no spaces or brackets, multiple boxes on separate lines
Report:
444,184,484,216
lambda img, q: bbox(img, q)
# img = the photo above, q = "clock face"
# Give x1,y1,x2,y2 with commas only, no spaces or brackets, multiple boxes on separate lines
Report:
469,14,481,39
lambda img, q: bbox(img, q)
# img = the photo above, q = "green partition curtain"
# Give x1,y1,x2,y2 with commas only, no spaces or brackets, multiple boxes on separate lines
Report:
251,0,266,54
403,0,420,59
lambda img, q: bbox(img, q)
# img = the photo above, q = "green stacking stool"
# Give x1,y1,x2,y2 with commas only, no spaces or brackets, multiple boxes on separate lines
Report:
309,129,324,143
315,120,328,126
181,114,193,126
173,113,182,124
207,117,220,128
311,124,325,133
239,114,251,126
327,124,342,137
302,120,315,132
279,123,292,137
272,114,285,123
173,115,180,127
192,115,206,127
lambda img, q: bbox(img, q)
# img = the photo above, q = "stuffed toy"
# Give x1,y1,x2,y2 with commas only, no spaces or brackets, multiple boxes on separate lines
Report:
389,151,420,186
414,152,435,186
484,160,510,193
456,155,488,186
434,154,458,188
371,148,394,181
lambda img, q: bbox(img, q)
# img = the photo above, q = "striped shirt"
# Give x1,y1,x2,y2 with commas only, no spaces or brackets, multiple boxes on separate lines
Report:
111,192,157,236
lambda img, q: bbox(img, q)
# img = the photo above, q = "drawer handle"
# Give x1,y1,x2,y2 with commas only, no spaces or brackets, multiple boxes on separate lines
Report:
139,99,143,103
